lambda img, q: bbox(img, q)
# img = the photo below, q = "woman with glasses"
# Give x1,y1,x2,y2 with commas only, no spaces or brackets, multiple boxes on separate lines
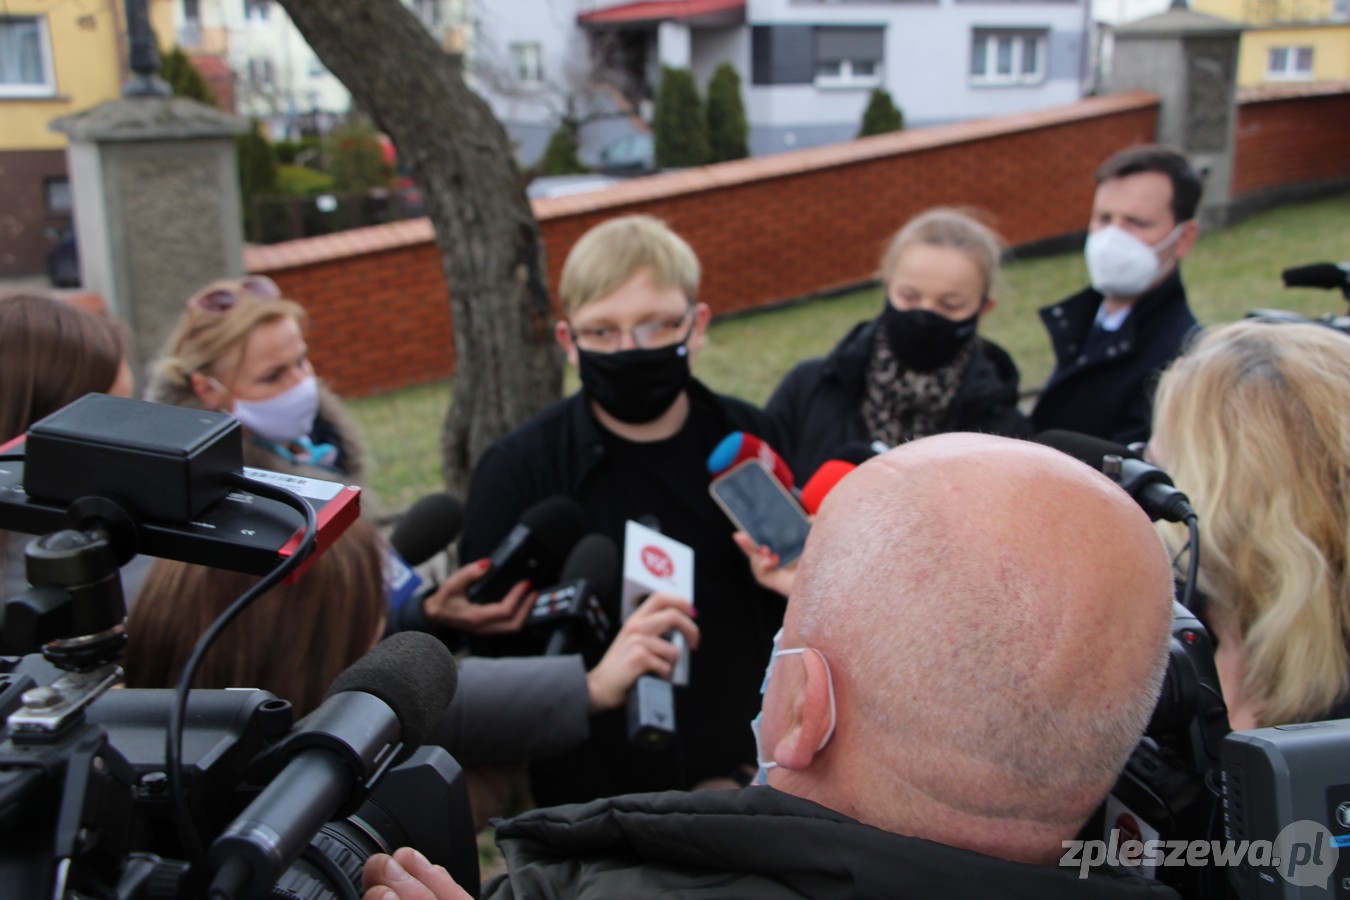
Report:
767,208,1031,483
459,215,788,807
145,275,367,484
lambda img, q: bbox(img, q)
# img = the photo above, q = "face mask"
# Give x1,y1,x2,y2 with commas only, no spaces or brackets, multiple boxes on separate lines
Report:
880,302,981,372
228,374,320,444
577,342,691,425
749,628,837,786
1084,224,1184,298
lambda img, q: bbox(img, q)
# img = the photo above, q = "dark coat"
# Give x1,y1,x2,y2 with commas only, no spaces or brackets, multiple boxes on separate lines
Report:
766,318,1032,484
1031,272,1199,445
482,788,1183,899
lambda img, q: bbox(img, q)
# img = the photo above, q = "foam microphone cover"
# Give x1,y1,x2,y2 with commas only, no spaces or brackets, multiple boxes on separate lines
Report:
324,631,457,757
707,431,795,488
389,492,465,566
801,460,857,516
1282,262,1349,290
520,496,592,574
560,533,621,605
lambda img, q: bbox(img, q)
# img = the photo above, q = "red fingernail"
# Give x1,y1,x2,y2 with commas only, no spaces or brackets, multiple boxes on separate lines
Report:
478,559,491,571
690,604,698,618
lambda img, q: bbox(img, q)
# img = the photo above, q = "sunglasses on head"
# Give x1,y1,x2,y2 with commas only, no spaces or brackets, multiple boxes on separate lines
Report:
188,275,283,313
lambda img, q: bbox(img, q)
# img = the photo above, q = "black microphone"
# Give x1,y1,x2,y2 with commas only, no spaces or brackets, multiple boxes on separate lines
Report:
530,533,619,656
389,492,465,567
1282,262,1350,291
466,497,590,605
208,632,457,900
1035,430,1196,523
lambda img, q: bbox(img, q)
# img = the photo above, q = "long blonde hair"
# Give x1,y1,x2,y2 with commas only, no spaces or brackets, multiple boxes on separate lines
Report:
1152,320,1350,724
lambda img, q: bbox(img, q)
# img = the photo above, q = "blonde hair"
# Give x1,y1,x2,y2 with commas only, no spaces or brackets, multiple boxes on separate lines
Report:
1153,320,1350,725
559,215,700,316
154,279,307,388
879,208,1004,299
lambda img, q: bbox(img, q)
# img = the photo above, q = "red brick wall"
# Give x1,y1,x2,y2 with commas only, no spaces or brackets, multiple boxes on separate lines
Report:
251,93,1168,397
1232,84,1350,200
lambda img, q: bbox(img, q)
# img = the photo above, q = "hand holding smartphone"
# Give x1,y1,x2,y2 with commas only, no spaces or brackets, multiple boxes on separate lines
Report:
709,459,811,567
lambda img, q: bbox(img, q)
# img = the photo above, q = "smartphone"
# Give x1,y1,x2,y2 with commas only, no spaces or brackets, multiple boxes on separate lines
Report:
709,459,811,567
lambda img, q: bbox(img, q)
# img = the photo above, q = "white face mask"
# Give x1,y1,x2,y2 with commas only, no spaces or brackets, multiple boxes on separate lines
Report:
1084,223,1184,298
228,374,320,444
749,628,837,786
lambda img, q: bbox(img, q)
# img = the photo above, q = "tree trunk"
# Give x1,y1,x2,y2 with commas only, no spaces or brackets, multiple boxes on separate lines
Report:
276,1,561,496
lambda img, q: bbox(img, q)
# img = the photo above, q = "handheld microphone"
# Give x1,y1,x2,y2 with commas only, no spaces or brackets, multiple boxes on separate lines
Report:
529,533,619,656
707,431,795,490
388,492,465,567
208,632,457,900
1281,262,1350,291
621,520,692,749
800,460,857,516
466,497,590,605
1035,430,1196,523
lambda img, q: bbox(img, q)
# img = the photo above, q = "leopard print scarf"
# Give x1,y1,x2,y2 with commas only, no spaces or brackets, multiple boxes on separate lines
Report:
861,326,973,447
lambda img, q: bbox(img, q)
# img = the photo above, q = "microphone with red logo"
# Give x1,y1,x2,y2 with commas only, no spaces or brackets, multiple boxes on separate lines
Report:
707,431,795,490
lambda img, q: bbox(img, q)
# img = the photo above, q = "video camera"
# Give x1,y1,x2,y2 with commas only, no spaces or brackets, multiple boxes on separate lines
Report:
0,396,478,898
1246,261,1350,334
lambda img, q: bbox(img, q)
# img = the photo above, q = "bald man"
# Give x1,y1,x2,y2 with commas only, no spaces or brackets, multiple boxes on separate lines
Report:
363,434,1179,900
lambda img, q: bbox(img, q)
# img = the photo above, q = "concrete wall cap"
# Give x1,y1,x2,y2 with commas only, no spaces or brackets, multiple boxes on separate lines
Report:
50,96,248,142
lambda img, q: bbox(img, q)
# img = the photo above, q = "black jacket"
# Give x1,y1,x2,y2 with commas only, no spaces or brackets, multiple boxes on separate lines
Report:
482,788,1183,899
1031,272,1199,445
766,318,1032,484
460,381,787,805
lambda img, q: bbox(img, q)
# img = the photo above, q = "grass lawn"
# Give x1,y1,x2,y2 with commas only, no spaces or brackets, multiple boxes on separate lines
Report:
350,190,1350,510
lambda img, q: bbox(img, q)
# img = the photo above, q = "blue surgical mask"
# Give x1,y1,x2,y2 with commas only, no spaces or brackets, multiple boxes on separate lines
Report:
749,627,837,786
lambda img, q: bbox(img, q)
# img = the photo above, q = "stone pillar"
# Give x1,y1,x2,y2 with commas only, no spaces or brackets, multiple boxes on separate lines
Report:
1109,8,1245,230
50,98,248,379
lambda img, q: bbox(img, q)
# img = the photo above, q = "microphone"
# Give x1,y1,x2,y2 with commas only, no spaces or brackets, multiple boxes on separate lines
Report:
208,631,457,900
707,431,795,490
466,497,591,605
389,492,465,567
800,460,857,516
529,533,619,656
1282,262,1350,291
1035,430,1196,523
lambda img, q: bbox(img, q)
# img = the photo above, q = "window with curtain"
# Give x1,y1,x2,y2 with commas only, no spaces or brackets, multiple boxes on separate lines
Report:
0,17,54,96
969,28,1047,86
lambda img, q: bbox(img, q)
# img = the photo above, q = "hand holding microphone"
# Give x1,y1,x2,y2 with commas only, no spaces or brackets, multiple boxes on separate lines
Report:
586,592,699,714
421,558,535,635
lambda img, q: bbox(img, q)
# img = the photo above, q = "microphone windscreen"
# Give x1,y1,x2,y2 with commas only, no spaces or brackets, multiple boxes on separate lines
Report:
1034,430,1142,468
801,460,857,516
706,432,745,476
325,631,457,756
1282,263,1348,290
559,533,620,605
519,496,592,575
388,492,465,566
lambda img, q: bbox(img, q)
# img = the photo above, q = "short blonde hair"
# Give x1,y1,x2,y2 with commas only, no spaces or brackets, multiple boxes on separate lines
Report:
559,215,700,316
154,279,308,387
879,208,1004,299
1153,320,1350,725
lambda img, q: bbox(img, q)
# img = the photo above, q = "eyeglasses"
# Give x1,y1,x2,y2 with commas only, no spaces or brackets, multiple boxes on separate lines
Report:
188,275,282,314
569,306,695,352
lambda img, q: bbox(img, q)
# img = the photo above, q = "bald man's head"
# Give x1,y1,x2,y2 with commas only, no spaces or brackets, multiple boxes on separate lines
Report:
781,434,1173,862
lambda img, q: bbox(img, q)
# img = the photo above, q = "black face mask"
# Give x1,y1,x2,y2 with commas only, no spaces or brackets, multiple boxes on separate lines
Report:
880,301,982,372
577,342,692,425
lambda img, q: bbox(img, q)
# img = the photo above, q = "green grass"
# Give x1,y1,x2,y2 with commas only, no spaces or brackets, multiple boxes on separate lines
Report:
350,190,1350,510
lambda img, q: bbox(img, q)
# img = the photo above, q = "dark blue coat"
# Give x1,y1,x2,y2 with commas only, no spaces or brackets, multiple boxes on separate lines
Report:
1031,271,1200,445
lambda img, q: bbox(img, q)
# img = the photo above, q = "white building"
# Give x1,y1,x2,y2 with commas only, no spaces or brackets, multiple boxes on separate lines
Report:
471,0,1094,163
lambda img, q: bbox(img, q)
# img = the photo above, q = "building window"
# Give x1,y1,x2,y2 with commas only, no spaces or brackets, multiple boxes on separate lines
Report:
511,43,543,85
244,0,271,24
0,16,56,97
1266,46,1313,80
248,57,275,86
44,177,72,215
815,27,884,88
414,0,443,30
970,29,1046,86
183,0,201,24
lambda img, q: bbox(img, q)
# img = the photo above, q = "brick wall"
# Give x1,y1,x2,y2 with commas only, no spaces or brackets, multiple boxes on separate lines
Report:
247,92,1161,398
1232,81,1350,200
